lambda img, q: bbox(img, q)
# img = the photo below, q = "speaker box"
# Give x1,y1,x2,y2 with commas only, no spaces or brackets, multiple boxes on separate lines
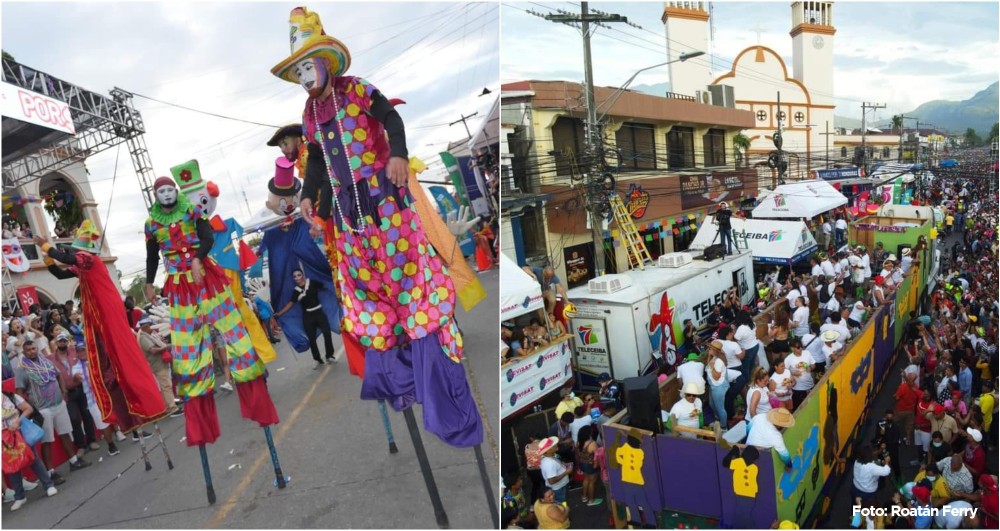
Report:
622,374,662,434
703,243,725,261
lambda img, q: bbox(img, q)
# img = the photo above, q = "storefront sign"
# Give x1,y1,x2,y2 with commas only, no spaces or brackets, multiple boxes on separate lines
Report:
563,242,594,289
501,339,573,419
680,173,744,210
573,317,612,376
814,168,865,180
625,183,649,219
1,82,76,135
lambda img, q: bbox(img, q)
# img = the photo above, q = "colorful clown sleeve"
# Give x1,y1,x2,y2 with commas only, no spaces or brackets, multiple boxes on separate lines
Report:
406,161,487,312
224,268,277,364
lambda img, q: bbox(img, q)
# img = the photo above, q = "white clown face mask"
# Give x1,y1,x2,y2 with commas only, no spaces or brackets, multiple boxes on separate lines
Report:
294,58,328,98
156,186,178,207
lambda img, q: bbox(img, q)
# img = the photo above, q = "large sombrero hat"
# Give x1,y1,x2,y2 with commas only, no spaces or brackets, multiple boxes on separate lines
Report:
271,7,351,83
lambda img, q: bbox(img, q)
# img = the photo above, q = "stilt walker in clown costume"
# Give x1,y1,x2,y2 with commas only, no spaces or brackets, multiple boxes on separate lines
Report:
270,6,495,526
171,160,278,364
143,178,284,504
34,222,171,466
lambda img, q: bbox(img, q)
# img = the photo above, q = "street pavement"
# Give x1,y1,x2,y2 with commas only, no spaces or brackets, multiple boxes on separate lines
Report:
3,268,499,529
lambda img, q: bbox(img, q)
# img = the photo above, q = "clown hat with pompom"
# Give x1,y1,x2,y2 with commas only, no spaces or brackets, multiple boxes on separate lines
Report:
71,220,101,252
271,7,351,83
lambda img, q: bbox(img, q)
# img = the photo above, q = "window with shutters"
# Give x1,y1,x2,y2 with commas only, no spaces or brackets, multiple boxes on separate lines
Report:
703,128,726,167
552,117,586,179
615,123,657,171
667,126,695,170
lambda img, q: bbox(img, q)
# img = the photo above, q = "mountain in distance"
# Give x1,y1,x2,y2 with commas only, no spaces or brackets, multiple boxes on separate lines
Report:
631,82,671,97
905,82,998,137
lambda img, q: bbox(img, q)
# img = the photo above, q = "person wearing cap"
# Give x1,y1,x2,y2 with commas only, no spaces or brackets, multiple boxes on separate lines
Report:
909,485,934,528
271,6,482,448
745,408,794,470
49,331,99,456
267,123,308,177
979,474,998,529
713,201,734,255
925,402,960,450
136,317,181,418
36,223,168,440
538,436,572,503
960,428,986,482
596,372,622,409
675,352,705,396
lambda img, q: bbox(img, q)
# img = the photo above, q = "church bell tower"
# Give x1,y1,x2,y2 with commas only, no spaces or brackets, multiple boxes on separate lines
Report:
790,1,835,107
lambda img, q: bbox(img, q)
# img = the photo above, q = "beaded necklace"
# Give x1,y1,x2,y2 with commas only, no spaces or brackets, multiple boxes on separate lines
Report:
312,94,366,234
20,355,58,385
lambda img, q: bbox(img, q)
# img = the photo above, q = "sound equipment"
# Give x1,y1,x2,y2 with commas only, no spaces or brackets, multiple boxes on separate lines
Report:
703,243,725,261
622,374,662,434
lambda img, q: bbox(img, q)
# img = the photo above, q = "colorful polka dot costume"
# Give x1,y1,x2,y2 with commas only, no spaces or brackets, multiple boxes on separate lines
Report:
302,77,482,447
145,203,267,399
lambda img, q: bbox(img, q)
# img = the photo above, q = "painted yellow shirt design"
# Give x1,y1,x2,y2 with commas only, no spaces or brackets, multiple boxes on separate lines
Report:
616,444,645,485
728,457,759,497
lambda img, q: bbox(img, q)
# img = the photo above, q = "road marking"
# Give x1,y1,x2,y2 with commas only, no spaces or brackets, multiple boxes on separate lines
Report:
206,359,336,528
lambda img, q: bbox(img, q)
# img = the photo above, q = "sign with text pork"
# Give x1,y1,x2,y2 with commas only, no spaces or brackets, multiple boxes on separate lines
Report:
501,339,573,419
680,173,745,210
1,81,76,135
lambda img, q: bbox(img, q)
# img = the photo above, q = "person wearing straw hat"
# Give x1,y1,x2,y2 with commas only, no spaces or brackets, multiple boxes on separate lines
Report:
745,407,795,471
270,5,482,449
817,329,843,371
34,223,168,437
668,381,704,438
538,436,572,503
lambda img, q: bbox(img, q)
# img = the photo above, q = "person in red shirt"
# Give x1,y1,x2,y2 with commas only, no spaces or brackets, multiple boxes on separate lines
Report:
893,372,921,445
961,428,986,483
980,475,998,529
914,389,935,463
123,296,144,331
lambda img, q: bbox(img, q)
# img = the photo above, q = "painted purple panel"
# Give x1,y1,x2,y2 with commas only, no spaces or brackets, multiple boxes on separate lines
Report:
872,306,896,382
602,424,664,526
656,436,723,518
717,444,779,528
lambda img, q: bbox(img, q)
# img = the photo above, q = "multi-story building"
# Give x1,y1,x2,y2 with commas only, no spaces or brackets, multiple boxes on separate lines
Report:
501,80,755,288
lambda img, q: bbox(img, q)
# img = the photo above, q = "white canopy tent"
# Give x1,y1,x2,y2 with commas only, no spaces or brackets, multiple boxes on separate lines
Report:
752,180,848,219
690,216,818,264
500,253,544,321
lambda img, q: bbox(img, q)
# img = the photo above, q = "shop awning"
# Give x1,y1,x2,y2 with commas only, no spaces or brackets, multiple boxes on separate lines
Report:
690,216,818,264
752,180,848,219
500,253,544,321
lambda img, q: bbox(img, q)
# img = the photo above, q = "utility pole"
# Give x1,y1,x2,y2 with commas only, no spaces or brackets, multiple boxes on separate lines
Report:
449,112,479,140
860,102,886,175
544,2,629,276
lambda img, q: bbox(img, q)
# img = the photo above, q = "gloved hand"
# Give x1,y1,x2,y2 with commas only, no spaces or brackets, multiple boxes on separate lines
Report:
445,205,479,237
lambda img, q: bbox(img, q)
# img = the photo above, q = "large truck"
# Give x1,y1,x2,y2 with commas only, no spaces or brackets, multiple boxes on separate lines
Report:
567,251,755,388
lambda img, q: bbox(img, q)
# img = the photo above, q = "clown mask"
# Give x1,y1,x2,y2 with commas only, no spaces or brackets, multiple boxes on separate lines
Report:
187,181,219,217
156,185,179,208
2,238,30,273
265,191,300,217
294,57,329,98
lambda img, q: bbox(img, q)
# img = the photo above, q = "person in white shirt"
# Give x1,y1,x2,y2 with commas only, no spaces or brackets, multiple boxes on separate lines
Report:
933,501,975,529
732,311,759,383
809,257,822,278
890,264,903,285
675,353,706,396
819,330,843,369
745,367,773,419
847,251,865,285
791,297,810,336
821,220,832,248
718,327,744,370
852,444,891,506
834,216,848,247
860,246,872,279
769,359,795,409
785,338,815,409
667,382,704,439
847,300,869,329
820,313,851,344
785,286,802,312
538,436,572,502
900,248,914,275
819,254,836,278
745,408,794,470
705,341,731,428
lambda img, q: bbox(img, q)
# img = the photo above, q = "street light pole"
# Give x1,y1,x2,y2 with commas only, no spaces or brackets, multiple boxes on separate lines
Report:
595,51,705,123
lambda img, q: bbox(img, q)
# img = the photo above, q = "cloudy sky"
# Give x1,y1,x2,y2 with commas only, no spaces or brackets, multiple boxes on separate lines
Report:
3,2,498,281
502,1,998,120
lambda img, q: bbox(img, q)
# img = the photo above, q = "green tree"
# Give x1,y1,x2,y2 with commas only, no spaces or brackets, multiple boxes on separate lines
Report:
990,122,999,143
1,50,14,62
891,115,903,133
124,275,149,306
964,128,982,147
732,133,751,168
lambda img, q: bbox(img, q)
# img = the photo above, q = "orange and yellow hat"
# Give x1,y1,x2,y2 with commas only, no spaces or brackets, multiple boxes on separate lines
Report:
270,7,351,83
